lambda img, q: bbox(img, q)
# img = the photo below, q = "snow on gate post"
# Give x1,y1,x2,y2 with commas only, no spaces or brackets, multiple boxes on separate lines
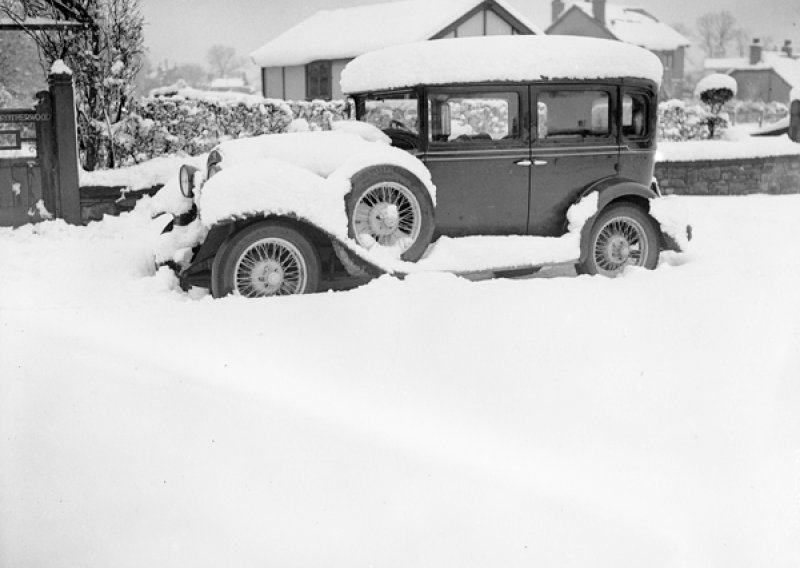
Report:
48,62,81,224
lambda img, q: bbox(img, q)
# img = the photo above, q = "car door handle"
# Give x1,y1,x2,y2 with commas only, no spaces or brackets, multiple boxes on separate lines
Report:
515,159,532,166
533,159,548,166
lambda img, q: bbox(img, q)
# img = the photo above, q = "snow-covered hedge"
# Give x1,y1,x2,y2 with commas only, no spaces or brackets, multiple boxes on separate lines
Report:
113,91,348,165
657,100,725,142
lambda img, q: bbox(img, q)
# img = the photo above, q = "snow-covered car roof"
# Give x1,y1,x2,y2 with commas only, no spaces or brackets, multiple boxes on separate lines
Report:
340,35,663,94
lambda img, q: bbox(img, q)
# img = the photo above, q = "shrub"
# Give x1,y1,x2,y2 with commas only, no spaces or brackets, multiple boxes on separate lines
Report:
113,88,348,165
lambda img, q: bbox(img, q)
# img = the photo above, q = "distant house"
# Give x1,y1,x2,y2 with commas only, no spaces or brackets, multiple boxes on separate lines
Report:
546,0,690,95
207,76,255,95
250,0,541,101
705,40,800,102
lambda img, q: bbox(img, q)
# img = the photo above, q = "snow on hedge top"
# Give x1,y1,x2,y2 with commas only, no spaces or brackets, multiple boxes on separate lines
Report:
250,0,541,67
694,73,738,97
340,36,663,93
791,86,800,103
563,2,690,51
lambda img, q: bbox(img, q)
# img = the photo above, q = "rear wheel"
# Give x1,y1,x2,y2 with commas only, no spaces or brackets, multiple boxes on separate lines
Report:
580,204,659,277
211,222,321,298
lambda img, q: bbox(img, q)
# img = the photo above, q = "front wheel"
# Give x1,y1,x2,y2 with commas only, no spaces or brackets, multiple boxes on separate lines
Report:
211,221,321,298
580,204,660,277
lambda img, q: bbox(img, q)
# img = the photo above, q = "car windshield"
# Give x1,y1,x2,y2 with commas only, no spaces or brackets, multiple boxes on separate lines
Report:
357,92,419,134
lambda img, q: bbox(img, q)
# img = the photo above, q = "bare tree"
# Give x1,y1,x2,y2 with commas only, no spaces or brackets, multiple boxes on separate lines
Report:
206,44,244,79
696,11,742,58
0,0,145,170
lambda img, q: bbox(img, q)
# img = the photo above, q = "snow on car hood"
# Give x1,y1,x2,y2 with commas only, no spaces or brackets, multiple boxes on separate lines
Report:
212,128,434,199
196,129,436,236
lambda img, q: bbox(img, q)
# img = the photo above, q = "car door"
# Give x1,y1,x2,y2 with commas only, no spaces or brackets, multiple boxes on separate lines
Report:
528,85,619,236
422,85,530,237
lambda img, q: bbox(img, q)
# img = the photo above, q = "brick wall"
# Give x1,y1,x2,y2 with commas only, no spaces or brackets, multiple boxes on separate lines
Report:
655,155,800,195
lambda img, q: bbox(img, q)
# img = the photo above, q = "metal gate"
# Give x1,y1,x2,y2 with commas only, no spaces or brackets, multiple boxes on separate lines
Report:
0,72,80,227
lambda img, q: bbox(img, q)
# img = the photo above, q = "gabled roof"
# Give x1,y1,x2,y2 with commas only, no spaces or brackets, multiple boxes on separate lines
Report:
547,1,690,52
705,51,800,91
250,0,541,68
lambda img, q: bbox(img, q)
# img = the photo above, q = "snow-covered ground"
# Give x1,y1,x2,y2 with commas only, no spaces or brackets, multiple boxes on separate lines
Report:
1,194,799,568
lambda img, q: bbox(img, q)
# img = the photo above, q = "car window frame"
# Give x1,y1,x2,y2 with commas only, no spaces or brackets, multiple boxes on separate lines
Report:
421,84,530,153
532,83,618,148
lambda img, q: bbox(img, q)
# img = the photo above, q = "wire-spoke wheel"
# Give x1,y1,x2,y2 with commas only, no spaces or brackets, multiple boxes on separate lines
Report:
211,222,321,298
234,238,307,297
352,181,422,252
347,165,435,262
581,204,660,277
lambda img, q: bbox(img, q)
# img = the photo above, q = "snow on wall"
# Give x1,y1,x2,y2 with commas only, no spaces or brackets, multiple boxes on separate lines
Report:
341,36,663,93
657,136,800,162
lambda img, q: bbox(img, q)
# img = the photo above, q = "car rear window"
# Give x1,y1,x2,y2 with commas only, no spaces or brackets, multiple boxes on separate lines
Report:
537,90,610,139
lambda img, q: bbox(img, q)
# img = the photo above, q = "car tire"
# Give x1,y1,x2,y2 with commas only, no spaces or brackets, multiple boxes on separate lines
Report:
346,164,434,262
211,221,321,298
579,204,660,277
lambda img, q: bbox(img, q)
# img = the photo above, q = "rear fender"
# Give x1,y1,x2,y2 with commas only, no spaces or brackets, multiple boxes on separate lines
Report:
576,179,660,264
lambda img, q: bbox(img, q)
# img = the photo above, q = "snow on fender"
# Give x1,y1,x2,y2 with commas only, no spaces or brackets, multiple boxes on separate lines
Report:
649,195,692,252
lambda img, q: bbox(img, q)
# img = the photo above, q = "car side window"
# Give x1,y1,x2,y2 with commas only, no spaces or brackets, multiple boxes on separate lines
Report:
622,92,649,138
536,90,611,140
427,91,520,144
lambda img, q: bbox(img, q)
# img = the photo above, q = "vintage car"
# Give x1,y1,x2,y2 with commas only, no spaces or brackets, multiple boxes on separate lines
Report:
161,35,690,298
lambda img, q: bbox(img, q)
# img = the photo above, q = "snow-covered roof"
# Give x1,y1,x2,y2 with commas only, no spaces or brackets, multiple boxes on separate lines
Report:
0,16,83,29
341,35,663,93
553,1,690,52
705,52,800,91
250,0,541,68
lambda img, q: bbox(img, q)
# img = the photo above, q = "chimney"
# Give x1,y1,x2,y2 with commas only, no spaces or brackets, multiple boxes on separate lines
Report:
592,0,606,24
750,38,762,65
782,39,793,58
552,0,565,23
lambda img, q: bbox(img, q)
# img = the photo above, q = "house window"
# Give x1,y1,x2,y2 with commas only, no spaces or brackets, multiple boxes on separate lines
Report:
661,52,674,69
306,60,332,100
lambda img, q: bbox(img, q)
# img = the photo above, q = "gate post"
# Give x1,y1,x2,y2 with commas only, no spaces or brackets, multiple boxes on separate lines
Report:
48,68,81,224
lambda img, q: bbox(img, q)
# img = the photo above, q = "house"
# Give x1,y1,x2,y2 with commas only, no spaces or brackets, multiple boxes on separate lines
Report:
546,0,690,95
705,40,800,102
250,0,541,101
207,76,255,95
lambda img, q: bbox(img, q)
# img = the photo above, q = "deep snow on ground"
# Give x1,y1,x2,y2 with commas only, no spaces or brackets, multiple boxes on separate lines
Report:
1,195,799,568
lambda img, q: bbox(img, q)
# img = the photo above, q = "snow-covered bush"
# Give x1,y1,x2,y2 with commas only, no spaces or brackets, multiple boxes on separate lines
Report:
728,100,789,125
288,99,348,131
112,91,349,165
657,99,723,141
694,74,737,139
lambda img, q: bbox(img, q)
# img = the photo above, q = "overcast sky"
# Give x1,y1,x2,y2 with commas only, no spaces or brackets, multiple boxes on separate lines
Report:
141,0,800,69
